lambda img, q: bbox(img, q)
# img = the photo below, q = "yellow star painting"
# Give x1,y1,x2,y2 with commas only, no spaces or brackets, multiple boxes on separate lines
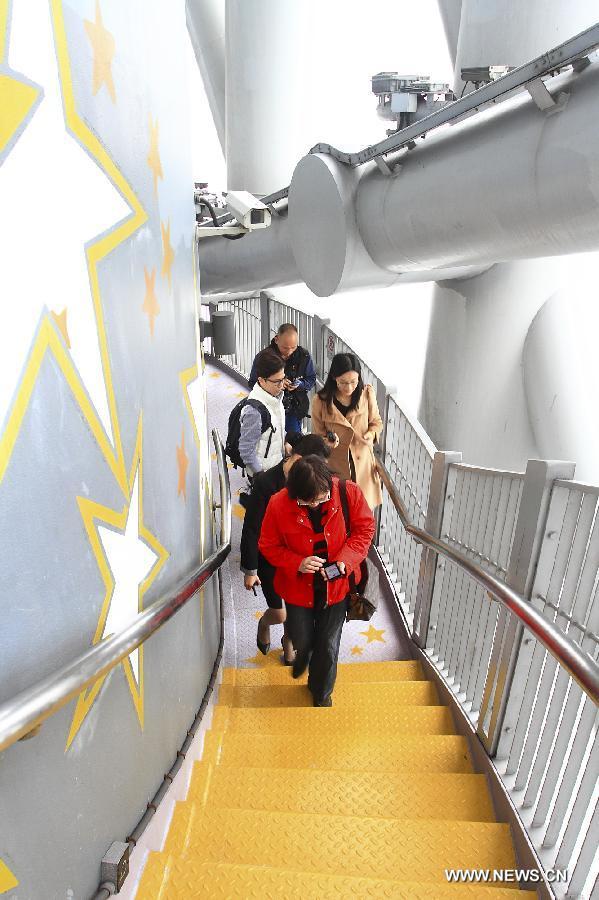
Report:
0,859,18,893
51,308,71,348
161,219,175,286
84,0,116,103
176,427,189,499
142,265,160,336
147,114,163,196
0,72,40,159
66,420,169,749
0,0,148,497
360,624,386,644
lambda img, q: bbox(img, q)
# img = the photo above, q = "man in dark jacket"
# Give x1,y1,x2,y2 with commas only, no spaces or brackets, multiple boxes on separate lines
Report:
248,323,317,434
241,433,330,664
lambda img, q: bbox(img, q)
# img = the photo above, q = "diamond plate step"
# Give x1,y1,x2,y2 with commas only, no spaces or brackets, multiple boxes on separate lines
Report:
223,658,423,685
188,762,496,821
211,702,455,734
139,857,529,899
203,730,473,772
217,679,438,708
160,807,516,882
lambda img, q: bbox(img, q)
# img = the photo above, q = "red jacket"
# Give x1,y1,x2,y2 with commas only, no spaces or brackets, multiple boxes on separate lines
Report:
258,477,375,608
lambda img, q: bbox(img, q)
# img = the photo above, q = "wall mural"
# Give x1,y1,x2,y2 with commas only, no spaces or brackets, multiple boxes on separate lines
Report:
0,1,213,895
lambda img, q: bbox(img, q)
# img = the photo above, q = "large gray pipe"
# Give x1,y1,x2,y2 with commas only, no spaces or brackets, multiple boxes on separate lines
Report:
186,0,225,154
198,60,599,296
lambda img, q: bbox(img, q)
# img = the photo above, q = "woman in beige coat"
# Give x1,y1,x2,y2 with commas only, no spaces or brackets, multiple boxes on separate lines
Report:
311,353,383,509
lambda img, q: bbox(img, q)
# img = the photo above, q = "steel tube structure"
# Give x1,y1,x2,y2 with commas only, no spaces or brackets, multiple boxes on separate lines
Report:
198,28,599,296
0,430,232,753
374,456,599,706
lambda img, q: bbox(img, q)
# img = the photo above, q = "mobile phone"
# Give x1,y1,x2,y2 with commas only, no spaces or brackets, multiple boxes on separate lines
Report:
322,562,344,581
326,430,336,442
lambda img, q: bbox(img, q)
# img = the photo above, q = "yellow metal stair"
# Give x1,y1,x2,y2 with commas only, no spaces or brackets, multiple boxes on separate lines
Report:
137,659,530,898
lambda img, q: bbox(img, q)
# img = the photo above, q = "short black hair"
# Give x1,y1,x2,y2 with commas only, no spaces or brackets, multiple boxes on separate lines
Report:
293,434,331,460
287,455,333,501
277,323,298,336
255,348,285,380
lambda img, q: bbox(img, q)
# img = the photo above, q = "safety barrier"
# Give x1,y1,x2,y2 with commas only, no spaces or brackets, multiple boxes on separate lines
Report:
205,290,599,900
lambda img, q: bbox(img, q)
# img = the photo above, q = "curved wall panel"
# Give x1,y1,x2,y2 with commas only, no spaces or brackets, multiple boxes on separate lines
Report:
0,2,217,897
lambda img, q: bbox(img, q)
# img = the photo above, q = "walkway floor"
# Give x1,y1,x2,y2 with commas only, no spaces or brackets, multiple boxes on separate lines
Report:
206,357,413,669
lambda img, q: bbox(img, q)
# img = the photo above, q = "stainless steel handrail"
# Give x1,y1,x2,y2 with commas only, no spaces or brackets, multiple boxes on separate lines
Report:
0,429,231,753
375,456,599,706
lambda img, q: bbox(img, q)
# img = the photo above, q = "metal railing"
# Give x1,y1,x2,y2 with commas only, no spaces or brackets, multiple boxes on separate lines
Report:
207,290,599,899
0,429,231,753
375,456,599,705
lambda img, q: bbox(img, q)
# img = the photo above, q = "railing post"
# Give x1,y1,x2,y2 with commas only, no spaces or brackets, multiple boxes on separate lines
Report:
412,450,462,648
312,315,330,384
259,291,271,348
477,458,576,757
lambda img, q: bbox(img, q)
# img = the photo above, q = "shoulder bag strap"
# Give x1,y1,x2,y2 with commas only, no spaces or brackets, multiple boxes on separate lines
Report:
338,480,356,590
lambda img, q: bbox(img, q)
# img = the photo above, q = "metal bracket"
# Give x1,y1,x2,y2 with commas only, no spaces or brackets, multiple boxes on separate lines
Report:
195,223,248,240
526,77,559,110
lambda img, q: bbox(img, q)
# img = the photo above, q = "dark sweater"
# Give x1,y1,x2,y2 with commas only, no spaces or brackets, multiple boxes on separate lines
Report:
240,461,286,575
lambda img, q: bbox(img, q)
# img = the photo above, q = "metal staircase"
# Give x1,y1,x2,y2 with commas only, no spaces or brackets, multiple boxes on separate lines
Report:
138,658,530,898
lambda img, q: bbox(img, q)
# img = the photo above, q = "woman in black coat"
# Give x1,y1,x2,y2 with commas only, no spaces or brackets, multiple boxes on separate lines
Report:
240,433,331,664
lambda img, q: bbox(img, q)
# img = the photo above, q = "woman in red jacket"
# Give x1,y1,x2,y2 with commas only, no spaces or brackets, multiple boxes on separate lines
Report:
259,455,375,706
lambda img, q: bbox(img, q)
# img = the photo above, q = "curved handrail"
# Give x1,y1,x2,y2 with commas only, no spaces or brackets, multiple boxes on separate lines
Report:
0,429,231,753
375,456,599,706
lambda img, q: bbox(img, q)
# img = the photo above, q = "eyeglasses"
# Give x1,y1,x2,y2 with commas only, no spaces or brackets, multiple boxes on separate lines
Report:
266,377,286,385
297,492,330,507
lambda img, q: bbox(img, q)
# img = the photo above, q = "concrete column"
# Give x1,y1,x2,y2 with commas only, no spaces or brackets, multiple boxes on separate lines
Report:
225,0,312,195
421,0,599,473
186,0,226,153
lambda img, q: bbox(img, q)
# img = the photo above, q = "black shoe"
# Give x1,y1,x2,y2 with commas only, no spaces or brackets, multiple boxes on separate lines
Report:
256,619,270,655
281,637,295,666
313,695,333,707
292,653,309,679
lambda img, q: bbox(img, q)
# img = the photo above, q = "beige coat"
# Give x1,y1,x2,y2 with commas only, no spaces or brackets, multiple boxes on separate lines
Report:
311,384,383,509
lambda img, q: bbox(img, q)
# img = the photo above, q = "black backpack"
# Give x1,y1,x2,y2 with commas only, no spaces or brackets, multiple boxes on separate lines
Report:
225,398,275,470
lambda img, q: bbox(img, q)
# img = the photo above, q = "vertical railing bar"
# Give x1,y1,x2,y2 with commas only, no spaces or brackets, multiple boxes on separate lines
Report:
530,676,584,826
405,424,421,612
444,469,475,679
467,474,503,704
513,489,584,786
566,798,598,900
544,697,598,848
438,467,469,673
435,466,466,667
488,461,575,762
502,486,568,770
551,708,598,876
453,471,487,691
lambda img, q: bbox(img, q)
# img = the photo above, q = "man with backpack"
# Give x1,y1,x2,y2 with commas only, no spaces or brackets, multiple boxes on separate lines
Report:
226,348,286,478
248,323,316,434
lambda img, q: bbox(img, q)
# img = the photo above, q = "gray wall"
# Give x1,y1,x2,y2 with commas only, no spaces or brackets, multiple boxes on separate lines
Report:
0,2,218,897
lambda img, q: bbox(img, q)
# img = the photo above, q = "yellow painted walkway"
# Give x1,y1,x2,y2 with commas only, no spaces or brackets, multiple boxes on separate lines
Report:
138,660,534,898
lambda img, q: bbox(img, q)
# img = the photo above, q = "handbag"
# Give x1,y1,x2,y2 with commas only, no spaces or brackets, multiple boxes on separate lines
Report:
338,480,377,622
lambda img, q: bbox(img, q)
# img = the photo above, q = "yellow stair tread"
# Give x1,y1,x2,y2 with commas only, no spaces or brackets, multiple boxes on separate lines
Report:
223,658,424,685
188,762,496,820
212,702,455,734
217,679,438,708
203,730,473,772
161,807,517,881
138,857,531,899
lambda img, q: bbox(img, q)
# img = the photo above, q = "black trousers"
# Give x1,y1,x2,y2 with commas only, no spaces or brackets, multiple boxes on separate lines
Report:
285,598,348,702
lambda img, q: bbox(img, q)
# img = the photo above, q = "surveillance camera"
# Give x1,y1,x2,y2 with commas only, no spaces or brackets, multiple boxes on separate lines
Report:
225,191,271,231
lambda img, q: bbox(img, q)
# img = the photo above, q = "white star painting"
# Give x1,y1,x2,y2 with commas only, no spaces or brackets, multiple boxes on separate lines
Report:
0,0,129,441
